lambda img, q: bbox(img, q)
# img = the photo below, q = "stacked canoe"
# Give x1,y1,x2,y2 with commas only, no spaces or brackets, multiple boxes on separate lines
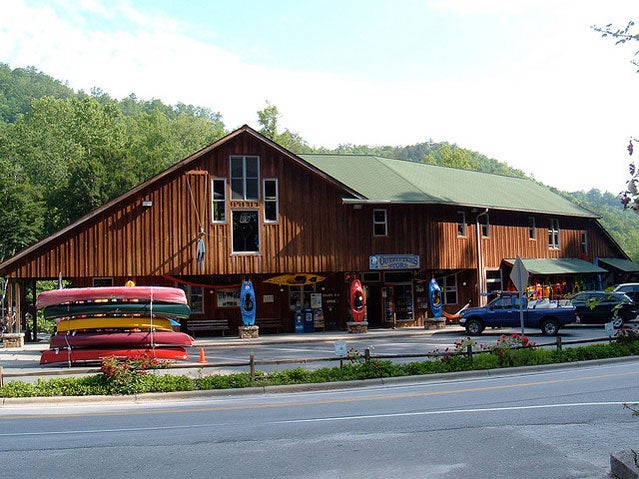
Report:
37,286,193,365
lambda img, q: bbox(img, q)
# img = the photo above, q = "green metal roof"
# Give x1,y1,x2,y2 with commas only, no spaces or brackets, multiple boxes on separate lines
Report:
503,258,608,275
597,257,639,273
300,154,597,217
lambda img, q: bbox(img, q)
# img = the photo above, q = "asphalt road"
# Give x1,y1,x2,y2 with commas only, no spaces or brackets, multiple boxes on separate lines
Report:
0,360,637,479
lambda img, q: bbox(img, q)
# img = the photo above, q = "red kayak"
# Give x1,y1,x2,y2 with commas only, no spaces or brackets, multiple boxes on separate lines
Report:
49,331,194,349
40,346,189,365
36,286,188,309
349,278,366,322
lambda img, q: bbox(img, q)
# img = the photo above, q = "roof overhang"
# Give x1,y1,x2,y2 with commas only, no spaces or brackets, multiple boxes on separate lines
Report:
596,257,639,273
502,258,608,275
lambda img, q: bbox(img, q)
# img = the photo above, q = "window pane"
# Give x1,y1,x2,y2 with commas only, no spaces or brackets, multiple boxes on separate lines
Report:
264,180,276,199
373,210,386,222
213,201,225,222
265,202,277,221
246,178,259,200
231,178,244,200
230,157,243,178
213,180,225,199
245,156,259,178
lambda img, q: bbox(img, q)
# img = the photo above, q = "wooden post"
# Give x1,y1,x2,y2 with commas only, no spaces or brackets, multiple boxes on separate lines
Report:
466,344,473,361
364,348,370,362
556,336,562,351
249,351,255,381
0,366,3,388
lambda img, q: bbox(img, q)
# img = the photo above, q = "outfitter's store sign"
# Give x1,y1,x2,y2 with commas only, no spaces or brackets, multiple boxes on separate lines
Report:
369,254,420,270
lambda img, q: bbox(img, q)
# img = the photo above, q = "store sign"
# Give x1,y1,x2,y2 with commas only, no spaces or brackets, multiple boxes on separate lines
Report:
369,254,420,270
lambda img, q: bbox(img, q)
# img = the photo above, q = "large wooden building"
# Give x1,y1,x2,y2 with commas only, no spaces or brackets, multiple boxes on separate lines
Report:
0,125,634,337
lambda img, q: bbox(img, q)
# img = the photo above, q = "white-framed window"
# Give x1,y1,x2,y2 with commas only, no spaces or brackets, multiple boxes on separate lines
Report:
581,231,588,255
548,218,560,249
232,210,260,253
528,216,536,240
480,213,490,238
373,209,388,236
457,211,466,237
263,178,278,222
211,178,226,223
438,274,458,305
230,155,259,200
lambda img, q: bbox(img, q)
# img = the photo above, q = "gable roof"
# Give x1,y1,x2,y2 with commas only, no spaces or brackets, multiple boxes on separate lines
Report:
300,154,597,218
0,127,608,275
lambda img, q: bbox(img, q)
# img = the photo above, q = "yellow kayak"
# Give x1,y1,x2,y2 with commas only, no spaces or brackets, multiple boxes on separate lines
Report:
56,317,174,333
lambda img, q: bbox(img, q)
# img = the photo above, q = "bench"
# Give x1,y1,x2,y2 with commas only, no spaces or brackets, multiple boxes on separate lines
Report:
255,317,283,333
186,318,230,337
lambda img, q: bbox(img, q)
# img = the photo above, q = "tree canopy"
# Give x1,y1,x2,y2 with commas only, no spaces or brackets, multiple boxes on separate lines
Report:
0,62,635,261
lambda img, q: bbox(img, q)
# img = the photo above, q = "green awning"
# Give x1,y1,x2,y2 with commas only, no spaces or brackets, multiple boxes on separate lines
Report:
597,257,639,273
503,258,608,275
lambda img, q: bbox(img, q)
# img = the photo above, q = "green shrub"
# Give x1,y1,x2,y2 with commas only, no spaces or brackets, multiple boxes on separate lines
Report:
1,336,637,398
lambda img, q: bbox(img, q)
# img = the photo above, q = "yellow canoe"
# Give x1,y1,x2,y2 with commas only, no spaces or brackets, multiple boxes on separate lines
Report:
56,317,174,333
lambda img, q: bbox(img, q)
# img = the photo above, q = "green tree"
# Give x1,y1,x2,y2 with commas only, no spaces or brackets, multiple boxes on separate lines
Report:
256,102,311,153
0,156,44,262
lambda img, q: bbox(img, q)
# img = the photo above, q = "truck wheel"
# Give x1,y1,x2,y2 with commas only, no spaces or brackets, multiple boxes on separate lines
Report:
465,319,484,335
541,319,559,336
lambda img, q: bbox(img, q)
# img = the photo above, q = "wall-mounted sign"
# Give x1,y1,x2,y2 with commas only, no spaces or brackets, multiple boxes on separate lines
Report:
369,254,420,270
263,294,274,303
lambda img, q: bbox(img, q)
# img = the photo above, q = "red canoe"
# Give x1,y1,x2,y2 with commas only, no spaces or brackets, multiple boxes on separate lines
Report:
40,346,189,365
49,331,194,349
36,286,188,309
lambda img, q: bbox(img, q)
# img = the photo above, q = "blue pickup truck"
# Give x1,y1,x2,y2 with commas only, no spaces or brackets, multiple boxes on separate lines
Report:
459,292,576,336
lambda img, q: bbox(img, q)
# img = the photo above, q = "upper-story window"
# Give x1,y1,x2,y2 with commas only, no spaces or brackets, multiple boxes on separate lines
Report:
264,179,278,222
480,213,490,238
457,211,467,237
548,218,560,249
581,231,588,256
230,156,259,200
373,209,388,236
211,178,226,223
528,216,536,240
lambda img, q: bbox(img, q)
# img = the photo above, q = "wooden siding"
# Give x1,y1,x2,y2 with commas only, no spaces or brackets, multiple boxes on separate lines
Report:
0,130,626,279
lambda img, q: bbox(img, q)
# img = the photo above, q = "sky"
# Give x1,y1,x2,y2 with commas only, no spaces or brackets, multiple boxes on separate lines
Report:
2,0,639,194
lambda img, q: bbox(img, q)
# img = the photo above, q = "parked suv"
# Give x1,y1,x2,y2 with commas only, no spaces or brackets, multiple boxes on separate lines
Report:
570,291,636,328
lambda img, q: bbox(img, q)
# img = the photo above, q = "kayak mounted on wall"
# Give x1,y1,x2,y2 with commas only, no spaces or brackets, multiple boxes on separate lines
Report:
240,279,256,326
349,277,366,322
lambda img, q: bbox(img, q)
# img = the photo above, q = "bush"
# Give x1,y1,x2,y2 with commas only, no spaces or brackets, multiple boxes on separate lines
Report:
1,335,637,398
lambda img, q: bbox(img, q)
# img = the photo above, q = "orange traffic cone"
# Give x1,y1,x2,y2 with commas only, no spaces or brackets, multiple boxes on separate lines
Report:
199,348,206,363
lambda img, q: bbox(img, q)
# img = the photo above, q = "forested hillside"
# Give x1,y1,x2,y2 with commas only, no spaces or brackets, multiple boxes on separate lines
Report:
0,63,635,262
